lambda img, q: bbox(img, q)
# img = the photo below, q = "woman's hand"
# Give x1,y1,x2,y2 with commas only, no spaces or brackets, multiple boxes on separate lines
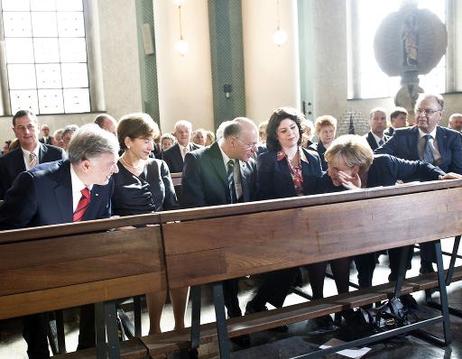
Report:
338,170,361,190
439,172,462,180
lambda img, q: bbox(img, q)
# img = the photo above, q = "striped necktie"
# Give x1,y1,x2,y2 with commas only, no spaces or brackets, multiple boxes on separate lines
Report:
28,152,38,168
227,160,237,204
423,134,435,164
73,188,91,222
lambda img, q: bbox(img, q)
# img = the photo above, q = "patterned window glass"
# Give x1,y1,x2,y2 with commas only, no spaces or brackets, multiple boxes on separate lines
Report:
2,0,90,114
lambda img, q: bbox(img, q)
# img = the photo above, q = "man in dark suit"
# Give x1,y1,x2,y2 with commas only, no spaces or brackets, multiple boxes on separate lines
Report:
384,107,408,137
376,93,462,276
364,108,389,150
162,120,200,173
39,124,53,144
0,110,65,199
0,124,120,359
181,117,258,319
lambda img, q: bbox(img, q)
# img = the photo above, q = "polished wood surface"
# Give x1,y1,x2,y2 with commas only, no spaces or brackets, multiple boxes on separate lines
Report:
0,221,166,320
162,181,462,288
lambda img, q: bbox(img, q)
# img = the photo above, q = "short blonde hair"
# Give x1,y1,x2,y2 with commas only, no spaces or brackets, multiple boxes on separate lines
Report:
314,115,337,135
324,134,374,173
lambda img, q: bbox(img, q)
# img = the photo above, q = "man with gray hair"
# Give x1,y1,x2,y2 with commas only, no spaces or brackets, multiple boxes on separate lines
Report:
448,113,462,132
94,113,117,136
181,117,258,334
162,120,200,173
0,124,119,358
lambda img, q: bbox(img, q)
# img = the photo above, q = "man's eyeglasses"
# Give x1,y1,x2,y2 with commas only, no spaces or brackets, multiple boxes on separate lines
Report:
235,137,257,150
416,108,441,116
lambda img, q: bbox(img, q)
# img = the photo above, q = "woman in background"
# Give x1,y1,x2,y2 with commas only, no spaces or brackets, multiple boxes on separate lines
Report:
309,115,337,170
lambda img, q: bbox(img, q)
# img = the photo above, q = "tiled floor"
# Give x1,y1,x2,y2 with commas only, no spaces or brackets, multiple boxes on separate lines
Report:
1,238,461,358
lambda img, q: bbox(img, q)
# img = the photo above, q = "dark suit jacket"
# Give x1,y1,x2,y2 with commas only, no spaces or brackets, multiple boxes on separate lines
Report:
181,142,257,207
308,142,328,170
0,143,66,199
256,147,323,200
0,160,113,230
375,126,462,174
39,136,53,145
364,131,389,151
162,142,200,173
316,154,445,193
384,127,395,137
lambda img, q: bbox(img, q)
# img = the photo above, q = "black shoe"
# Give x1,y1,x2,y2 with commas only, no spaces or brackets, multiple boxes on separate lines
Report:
245,300,268,315
308,315,336,334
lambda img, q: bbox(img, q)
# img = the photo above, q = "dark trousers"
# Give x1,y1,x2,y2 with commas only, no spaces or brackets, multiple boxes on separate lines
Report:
23,313,50,359
354,253,376,288
77,304,96,350
249,268,298,309
223,279,242,318
388,246,414,281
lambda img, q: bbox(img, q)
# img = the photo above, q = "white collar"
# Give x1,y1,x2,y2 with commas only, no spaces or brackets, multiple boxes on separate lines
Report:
21,144,40,158
418,127,437,139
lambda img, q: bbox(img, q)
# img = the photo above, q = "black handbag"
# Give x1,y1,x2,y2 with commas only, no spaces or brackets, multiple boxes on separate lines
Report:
358,297,409,331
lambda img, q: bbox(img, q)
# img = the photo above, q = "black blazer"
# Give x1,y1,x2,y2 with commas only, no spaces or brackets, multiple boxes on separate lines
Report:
181,142,257,208
375,126,462,174
39,136,53,145
308,142,328,170
364,131,389,151
0,143,66,199
256,147,323,200
316,154,445,193
0,160,113,230
162,142,200,173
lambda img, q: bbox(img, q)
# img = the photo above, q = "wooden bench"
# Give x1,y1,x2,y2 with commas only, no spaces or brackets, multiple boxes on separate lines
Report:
0,213,165,359
158,180,462,358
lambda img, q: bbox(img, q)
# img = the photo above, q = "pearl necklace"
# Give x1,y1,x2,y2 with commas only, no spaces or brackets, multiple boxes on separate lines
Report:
120,155,145,175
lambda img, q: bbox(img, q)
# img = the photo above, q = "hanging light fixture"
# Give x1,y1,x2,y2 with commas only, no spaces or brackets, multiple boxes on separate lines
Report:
175,1,189,55
272,0,288,46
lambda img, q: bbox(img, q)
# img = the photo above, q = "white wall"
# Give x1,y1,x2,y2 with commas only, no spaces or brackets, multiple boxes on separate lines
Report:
153,0,214,134
0,0,142,144
242,0,300,124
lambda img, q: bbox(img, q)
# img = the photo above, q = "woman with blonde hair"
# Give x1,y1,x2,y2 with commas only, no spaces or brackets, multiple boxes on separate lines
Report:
309,115,337,170
312,134,460,307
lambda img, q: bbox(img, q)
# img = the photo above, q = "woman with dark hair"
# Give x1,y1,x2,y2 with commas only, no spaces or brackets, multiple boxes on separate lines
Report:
112,113,187,334
246,107,329,325
257,107,323,199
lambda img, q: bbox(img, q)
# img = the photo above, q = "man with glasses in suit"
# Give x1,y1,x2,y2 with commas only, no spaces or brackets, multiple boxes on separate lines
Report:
376,93,462,285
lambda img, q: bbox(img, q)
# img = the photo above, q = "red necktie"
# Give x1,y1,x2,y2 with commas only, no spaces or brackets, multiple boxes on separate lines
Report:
73,188,91,222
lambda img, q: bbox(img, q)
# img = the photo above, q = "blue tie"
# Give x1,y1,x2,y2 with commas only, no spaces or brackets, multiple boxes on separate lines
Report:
423,134,435,164
227,160,237,204
378,139,384,147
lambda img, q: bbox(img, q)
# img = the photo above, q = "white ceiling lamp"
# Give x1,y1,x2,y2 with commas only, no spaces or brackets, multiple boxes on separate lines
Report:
175,1,189,55
272,0,288,46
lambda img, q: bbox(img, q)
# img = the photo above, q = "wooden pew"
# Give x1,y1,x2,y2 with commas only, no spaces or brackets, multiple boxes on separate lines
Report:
0,214,165,359
158,180,462,358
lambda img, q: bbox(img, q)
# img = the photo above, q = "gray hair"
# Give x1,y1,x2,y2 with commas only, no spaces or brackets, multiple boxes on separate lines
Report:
174,120,192,132
62,124,79,138
416,93,444,110
68,124,120,164
216,120,232,141
223,117,257,139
